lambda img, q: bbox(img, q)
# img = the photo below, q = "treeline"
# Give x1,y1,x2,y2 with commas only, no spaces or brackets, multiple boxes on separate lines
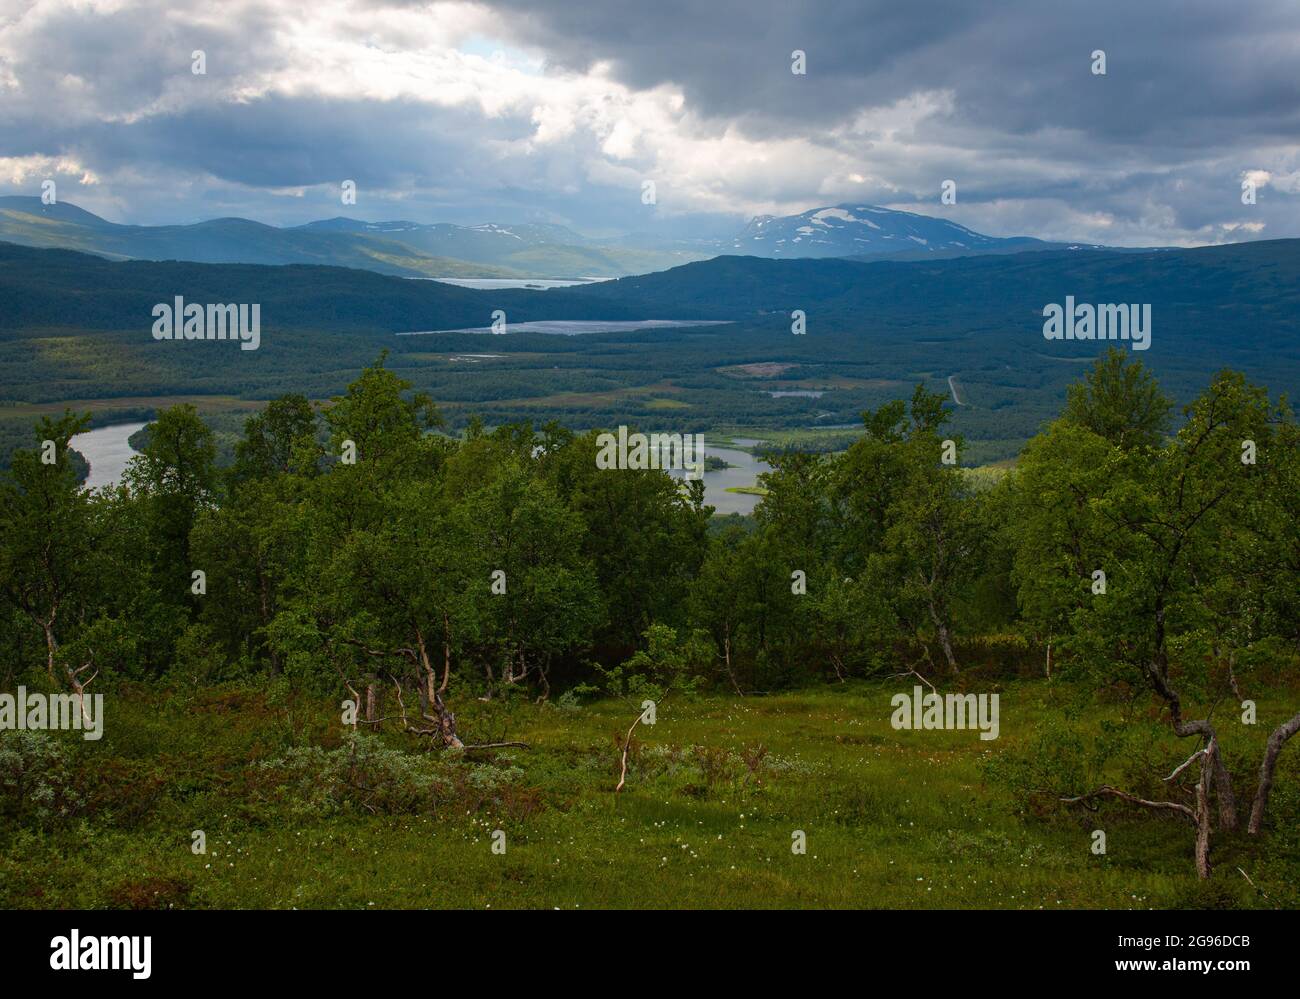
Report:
2,348,1298,870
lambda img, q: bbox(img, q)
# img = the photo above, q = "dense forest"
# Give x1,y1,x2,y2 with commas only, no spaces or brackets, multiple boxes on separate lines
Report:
4,240,1300,466
1,347,1297,905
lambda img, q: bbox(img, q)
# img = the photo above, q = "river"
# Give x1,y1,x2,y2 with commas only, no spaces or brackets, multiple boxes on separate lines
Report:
69,422,146,491
666,441,771,515
64,421,771,515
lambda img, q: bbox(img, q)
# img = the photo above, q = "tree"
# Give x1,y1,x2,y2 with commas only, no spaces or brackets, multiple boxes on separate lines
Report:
230,394,320,483
1061,346,1173,451
1023,362,1294,874
544,429,710,654
123,404,219,647
689,526,750,693
0,411,107,711
461,458,601,699
842,386,977,675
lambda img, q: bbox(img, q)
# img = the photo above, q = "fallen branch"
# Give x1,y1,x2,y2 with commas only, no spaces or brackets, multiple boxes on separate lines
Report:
1236,866,1270,902
1062,740,1217,879
1059,785,1196,823
463,741,530,751
615,710,644,794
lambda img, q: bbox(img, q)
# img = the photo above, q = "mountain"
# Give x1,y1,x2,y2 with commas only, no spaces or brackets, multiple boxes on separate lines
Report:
0,198,708,279
0,197,1131,282
718,203,1109,259
296,217,593,260
568,237,1300,355
2,238,1296,456
6,233,1295,348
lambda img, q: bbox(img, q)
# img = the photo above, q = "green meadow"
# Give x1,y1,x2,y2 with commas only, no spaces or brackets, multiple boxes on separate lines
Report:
3,679,1295,910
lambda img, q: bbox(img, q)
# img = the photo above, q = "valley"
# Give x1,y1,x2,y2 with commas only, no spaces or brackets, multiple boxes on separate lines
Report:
3,237,1298,473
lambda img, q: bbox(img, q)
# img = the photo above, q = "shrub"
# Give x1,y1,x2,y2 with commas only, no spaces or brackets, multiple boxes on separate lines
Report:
250,733,523,818
0,731,83,827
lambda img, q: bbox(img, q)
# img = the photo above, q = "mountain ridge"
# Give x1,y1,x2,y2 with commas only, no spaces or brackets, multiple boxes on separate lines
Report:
0,198,706,280
723,202,1116,258
0,197,1150,282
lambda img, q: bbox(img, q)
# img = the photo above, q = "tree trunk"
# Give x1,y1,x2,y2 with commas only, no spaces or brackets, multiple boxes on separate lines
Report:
1224,647,1242,700
539,654,551,702
416,629,463,749
934,618,958,673
439,611,452,693
723,628,742,695
1146,647,1238,831
1209,741,1238,832
1194,754,1213,880
1248,709,1300,834
41,617,58,684
426,672,463,749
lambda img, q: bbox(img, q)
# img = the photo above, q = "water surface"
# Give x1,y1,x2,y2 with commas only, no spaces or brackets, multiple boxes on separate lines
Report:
69,422,146,491
398,319,730,337
666,443,771,515
424,278,602,290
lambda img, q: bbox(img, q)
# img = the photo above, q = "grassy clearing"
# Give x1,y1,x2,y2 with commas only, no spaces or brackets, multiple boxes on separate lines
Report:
0,394,266,418
1,680,1295,910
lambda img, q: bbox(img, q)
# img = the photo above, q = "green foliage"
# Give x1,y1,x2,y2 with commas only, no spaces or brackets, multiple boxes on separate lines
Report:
590,624,710,704
2,348,1298,902
1062,347,1173,450
252,733,523,818
0,731,82,827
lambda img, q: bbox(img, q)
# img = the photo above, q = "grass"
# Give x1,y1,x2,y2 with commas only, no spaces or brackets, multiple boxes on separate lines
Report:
1,679,1295,910
0,394,266,418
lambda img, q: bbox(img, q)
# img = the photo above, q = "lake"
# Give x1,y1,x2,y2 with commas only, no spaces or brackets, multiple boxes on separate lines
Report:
69,422,146,490
422,278,603,290
398,319,731,337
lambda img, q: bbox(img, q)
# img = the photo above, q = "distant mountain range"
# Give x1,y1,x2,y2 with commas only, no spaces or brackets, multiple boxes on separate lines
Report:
0,198,708,280
0,241,679,334
2,238,1296,454
0,197,1135,280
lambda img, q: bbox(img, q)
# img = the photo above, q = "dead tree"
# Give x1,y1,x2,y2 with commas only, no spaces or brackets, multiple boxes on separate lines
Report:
1248,708,1300,834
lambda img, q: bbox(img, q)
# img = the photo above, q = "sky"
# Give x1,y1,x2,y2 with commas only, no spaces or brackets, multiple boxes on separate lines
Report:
1,0,1298,246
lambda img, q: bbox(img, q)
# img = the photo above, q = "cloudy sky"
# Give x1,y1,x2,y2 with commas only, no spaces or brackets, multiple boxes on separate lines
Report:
2,0,1298,245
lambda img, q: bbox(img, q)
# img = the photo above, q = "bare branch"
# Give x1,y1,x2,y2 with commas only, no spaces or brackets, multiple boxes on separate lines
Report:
1164,745,1210,783
1059,785,1196,823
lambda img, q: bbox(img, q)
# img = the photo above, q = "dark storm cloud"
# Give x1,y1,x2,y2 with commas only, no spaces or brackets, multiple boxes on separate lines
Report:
1,0,1298,243
472,0,1300,241
485,0,1300,148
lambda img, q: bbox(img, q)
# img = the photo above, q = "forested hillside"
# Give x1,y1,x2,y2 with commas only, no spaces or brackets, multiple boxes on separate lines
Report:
0,241,683,333
1,350,1296,906
3,240,1299,465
